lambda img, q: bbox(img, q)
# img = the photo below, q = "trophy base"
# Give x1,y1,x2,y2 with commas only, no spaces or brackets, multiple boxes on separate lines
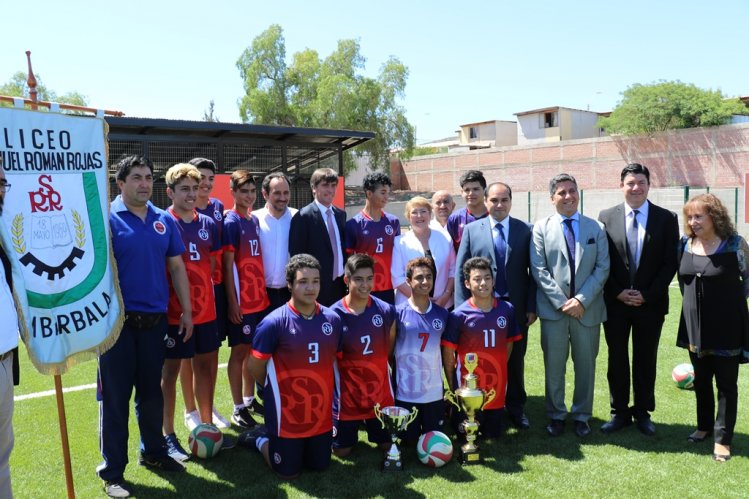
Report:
382,458,404,472
459,448,482,465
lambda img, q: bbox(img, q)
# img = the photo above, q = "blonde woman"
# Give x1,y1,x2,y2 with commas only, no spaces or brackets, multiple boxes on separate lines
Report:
391,197,456,308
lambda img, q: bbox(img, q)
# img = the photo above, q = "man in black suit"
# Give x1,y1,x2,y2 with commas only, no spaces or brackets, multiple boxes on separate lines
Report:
455,182,536,429
289,168,346,306
598,163,679,436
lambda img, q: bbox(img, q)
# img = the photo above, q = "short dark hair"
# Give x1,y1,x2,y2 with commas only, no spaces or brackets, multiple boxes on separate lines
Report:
115,155,153,182
310,168,338,189
230,170,256,191
345,253,375,278
549,173,577,196
286,254,322,285
463,256,493,280
459,170,486,189
363,172,392,193
620,163,650,184
188,157,216,173
484,181,512,199
262,172,289,195
406,257,434,280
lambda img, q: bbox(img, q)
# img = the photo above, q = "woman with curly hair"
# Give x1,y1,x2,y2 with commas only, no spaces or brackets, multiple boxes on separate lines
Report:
677,193,749,462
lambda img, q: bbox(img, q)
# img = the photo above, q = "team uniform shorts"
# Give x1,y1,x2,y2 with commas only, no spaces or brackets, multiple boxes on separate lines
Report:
332,417,389,449
394,398,444,442
268,431,333,477
165,321,220,359
227,312,260,347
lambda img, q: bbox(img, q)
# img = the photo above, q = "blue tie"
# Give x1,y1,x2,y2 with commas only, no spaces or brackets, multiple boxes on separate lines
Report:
563,218,576,297
494,223,508,297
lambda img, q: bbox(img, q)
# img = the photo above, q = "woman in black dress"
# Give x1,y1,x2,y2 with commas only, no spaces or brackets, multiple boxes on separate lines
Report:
677,193,749,462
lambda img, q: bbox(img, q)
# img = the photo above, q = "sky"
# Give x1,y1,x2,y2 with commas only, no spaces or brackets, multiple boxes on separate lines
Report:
1,0,746,144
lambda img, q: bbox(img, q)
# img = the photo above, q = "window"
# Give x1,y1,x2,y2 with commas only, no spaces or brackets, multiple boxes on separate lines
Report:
541,112,558,128
469,127,478,139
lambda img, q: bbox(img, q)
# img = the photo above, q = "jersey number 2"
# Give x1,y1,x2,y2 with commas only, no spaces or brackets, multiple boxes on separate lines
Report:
360,335,373,355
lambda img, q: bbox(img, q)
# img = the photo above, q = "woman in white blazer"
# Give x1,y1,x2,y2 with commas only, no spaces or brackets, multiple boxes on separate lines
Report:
391,196,456,308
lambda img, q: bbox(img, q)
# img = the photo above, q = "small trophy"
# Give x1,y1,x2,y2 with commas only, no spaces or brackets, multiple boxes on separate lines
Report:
374,403,418,472
445,352,496,464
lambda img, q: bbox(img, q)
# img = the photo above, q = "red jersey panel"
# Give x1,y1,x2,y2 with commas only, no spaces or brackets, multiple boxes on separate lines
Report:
345,211,401,292
167,209,220,325
223,210,270,314
252,303,342,438
330,296,396,421
443,298,521,409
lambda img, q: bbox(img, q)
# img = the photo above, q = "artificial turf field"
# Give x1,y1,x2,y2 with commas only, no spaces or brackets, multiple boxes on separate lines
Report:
10,287,749,498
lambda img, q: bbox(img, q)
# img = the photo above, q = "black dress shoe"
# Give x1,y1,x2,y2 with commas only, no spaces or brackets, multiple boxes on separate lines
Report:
600,415,632,434
635,417,656,436
546,419,565,437
510,413,531,430
574,421,592,437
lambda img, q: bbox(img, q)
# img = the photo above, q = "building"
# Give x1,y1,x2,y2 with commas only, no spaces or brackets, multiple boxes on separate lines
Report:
454,120,517,150
515,106,605,145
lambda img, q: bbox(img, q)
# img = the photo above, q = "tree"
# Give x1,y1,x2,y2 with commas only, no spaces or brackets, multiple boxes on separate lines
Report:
1,71,88,107
236,24,415,172
203,99,219,122
599,80,747,135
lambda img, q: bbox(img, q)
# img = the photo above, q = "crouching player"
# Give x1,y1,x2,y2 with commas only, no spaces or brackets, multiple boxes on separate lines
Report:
393,257,449,443
161,164,222,461
442,257,521,438
223,171,270,428
330,254,396,457
241,254,342,479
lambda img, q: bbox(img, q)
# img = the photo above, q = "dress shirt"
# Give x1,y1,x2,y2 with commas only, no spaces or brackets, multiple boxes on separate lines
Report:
624,201,649,268
314,199,344,279
255,205,298,288
391,229,456,307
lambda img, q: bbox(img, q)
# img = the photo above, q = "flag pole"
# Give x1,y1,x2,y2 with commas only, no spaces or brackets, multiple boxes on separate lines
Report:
26,50,76,499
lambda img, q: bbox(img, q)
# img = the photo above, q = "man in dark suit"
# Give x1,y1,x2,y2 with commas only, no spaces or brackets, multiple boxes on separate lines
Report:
455,182,537,429
0,164,20,498
289,168,346,306
598,163,679,436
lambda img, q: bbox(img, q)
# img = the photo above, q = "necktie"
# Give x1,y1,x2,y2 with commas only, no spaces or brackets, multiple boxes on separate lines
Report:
494,223,508,297
627,209,640,283
326,209,339,278
563,218,576,297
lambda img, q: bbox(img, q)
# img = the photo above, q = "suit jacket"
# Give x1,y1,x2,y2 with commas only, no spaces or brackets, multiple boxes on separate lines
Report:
454,216,536,323
598,200,679,317
530,213,610,327
0,244,19,385
288,201,346,305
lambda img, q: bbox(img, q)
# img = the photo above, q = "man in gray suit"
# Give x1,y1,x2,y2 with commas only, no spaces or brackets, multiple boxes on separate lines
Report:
455,182,537,429
530,173,609,437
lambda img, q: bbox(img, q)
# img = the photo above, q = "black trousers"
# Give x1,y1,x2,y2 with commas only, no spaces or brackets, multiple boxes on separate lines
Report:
603,309,664,419
505,331,528,418
689,351,739,446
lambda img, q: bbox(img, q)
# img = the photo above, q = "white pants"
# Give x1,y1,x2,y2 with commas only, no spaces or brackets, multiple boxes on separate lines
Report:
0,352,14,499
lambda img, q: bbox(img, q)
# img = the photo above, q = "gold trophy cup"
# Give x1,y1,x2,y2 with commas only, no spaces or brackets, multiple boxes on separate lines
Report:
445,352,496,464
374,403,418,471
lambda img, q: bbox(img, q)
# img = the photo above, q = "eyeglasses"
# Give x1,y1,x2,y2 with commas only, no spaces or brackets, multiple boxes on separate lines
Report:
0,183,10,193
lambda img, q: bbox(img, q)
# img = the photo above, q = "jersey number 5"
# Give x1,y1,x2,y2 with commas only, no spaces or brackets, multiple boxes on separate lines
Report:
189,242,200,261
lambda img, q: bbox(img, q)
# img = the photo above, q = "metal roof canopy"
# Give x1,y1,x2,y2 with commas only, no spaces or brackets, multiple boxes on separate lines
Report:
104,116,374,208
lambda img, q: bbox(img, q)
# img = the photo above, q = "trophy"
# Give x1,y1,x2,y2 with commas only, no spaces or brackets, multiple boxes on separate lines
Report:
445,352,496,464
374,403,418,472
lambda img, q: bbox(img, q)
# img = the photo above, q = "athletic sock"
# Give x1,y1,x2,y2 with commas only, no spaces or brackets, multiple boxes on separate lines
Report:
256,436,268,453
234,404,245,412
243,396,255,407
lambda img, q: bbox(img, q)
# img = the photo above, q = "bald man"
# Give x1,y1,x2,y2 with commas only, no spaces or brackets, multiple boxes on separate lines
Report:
429,190,455,236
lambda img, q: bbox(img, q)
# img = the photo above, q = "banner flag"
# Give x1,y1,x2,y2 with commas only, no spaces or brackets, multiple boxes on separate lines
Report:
0,107,123,375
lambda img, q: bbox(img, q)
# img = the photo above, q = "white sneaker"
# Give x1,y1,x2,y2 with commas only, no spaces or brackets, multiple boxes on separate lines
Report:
104,481,130,498
184,410,201,431
212,408,231,429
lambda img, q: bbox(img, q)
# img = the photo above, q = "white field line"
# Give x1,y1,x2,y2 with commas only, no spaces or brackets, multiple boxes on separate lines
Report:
14,362,229,402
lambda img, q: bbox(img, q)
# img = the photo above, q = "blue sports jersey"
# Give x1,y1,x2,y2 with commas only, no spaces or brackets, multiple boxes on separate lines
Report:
442,298,521,409
330,296,396,420
110,196,185,313
345,211,401,292
197,198,225,284
252,302,342,438
393,301,448,403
